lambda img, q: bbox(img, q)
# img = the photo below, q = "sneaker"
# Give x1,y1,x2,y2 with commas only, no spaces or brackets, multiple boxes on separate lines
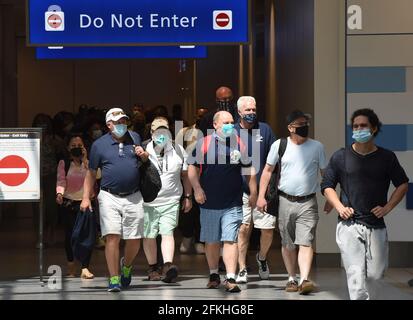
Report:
224,278,241,293
108,276,121,292
162,263,178,283
236,268,248,284
298,280,315,295
147,266,162,281
285,280,299,292
256,253,270,280
120,257,133,288
206,273,221,289
179,237,193,254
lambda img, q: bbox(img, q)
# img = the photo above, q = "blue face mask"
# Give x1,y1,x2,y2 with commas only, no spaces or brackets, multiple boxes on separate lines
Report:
242,113,257,124
221,123,234,138
154,134,168,147
112,124,128,138
352,129,372,143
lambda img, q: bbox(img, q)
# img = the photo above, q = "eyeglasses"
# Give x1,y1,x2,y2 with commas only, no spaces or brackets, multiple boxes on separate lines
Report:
119,143,124,157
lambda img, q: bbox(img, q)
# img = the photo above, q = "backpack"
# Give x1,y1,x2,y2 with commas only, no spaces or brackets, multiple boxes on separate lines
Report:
199,135,246,176
135,137,162,203
265,138,288,217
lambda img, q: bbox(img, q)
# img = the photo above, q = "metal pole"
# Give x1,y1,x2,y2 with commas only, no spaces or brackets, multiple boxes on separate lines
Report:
238,45,245,96
39,131,44,286
265,0,278,132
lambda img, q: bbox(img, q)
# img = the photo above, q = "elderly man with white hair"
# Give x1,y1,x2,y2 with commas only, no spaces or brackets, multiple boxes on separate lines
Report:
234,96,276,284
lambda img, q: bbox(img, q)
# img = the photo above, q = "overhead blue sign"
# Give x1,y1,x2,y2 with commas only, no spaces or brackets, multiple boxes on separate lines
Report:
27,0,250,46
36,46,207,59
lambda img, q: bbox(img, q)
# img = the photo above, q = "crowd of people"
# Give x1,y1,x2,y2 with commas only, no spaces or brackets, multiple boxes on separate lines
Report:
32,86,409,299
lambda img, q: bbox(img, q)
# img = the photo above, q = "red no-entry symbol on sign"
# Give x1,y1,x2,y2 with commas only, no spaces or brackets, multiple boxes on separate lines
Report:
213,11,233,30
47,14,63,29
216,13,230,27
0,155,30,187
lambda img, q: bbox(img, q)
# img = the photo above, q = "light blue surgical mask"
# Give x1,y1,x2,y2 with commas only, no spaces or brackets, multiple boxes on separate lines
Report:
154,134,168,148
112,124,128,138
352,129,372,143
221,124,234,138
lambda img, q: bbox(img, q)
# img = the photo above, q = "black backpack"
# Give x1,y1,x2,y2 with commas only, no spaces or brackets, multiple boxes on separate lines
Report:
265,138,287,217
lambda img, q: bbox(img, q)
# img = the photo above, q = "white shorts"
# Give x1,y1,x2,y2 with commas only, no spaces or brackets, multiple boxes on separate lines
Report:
98,190,144,240
242,193,276,229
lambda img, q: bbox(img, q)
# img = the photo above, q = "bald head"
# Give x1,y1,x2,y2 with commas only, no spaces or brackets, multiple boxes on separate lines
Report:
216,87,233,101
213,111,234,130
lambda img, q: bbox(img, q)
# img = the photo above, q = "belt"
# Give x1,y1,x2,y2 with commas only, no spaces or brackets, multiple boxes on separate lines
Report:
101,187,138,197
279,191,316,202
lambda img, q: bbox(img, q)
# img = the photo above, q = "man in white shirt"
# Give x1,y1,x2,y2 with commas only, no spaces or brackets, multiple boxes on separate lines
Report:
257,110,327,295
142,117,192,283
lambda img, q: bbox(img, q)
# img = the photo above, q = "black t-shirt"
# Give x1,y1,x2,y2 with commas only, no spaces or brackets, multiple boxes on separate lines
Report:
321,145,409,229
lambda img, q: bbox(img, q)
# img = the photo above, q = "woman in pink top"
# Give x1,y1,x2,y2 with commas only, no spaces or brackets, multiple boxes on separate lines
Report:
56,134,94,279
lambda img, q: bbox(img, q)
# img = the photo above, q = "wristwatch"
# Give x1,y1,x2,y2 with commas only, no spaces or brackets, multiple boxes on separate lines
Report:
183,194,192,200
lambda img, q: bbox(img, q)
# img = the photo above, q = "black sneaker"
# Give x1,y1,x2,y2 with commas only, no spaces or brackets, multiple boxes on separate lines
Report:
162,263,178,283
224,278,241,293
207,273,221,289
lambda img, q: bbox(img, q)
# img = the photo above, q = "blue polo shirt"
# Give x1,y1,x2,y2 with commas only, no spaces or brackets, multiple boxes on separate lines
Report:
235,121,276,194
89,131,141,194
190,133,251,210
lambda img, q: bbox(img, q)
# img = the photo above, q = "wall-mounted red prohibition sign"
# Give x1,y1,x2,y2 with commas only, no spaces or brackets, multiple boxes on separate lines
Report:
0,155,30,187
216,13,230,27
213,10,233,30
47,14,63,29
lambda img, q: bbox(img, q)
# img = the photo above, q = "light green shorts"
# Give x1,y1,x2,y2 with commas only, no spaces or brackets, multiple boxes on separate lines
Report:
143,202,180,238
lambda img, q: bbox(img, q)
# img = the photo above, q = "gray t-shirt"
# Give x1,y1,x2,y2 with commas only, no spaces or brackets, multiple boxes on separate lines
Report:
267,137,327,196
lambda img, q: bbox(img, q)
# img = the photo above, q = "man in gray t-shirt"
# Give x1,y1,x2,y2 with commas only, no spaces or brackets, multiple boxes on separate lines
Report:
257,110,327,295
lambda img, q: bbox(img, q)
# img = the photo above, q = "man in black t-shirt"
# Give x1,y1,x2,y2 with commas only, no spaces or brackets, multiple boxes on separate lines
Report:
321,108,409,300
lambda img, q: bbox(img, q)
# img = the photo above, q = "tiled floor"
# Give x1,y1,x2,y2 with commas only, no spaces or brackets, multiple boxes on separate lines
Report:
1,216,412,300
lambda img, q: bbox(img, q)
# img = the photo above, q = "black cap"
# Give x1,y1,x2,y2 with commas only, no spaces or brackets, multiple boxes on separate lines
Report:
286,110,311,125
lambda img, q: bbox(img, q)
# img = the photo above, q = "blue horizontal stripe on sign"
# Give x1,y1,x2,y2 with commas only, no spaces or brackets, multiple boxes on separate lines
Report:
346,124,413,151
407,183,413,210
347,67,406,93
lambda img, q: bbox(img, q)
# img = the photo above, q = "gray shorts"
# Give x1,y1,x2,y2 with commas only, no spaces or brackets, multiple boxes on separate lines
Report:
278,195,319,250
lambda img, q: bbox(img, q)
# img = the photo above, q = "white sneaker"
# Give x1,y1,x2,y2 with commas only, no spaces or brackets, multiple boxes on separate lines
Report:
236,268,248,283
179,237,193,254
256,253,270,280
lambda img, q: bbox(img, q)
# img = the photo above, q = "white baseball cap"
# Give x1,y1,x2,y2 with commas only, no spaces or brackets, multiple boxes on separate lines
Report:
105,108,129,123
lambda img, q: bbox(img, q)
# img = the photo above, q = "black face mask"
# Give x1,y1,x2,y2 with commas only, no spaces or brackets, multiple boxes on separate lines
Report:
295,125,309,138
70,147,83,158
217,100,233,112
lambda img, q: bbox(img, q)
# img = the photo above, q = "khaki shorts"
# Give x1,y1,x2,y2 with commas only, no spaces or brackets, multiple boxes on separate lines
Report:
143,202,180,238
242,193,276,229
98,190,144,240
278,195,319,250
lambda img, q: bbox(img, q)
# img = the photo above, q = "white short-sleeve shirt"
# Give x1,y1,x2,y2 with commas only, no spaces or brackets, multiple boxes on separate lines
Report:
266,137,327,196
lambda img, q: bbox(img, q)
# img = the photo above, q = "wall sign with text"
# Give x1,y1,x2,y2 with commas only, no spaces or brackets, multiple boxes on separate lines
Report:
27,0,250,46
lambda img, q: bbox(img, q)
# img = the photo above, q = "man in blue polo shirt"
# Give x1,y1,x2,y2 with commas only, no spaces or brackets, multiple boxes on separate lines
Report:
81,108,149,292
234,96,276,284
188,111,257,293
